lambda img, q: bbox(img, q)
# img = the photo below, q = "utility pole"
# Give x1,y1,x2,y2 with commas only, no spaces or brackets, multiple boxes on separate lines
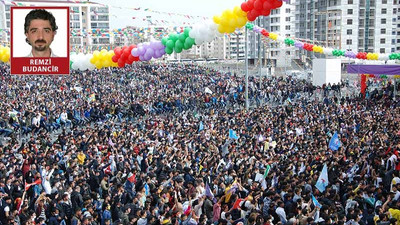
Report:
258,17,262,90
245,24,249,111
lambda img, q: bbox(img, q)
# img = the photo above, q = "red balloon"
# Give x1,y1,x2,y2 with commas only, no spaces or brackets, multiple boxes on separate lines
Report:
128,54,134,62
126,59,134,65
123,48,130,56
120,53,128,61
247,12,257,21
247,0,255,10
263,1,272,10
272,0,283,9
261,9,271,16
114,47,122,56
254,0,263,10
111,55,119,63
128,45,136,51
132,56,140,62
122,46,128,50
241,2,250,11
117,58,126,68
250,9,262,17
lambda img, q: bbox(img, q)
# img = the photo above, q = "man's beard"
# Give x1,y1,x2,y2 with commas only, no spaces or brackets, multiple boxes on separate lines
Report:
34,40,48,51
34,45,47,51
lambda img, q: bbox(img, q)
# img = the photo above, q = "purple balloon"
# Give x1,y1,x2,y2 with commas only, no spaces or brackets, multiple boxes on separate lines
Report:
146,48,155,58
294,41,304,48
131,48,139,57
139,55,144,61
345,51,356,58
159,48,166,55
150,41,159,49
138,46,145,55
156,42,165,50
144,54,152,61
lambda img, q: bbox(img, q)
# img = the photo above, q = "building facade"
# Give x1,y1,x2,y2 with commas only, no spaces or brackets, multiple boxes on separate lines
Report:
0,0,110,51
294,0,400,57
248,2,296,68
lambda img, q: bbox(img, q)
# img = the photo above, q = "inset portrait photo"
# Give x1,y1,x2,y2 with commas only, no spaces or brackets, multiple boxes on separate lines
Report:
11,7,70,75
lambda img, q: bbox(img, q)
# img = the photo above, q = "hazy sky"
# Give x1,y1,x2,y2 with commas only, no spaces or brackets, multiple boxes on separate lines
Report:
93,0,245,29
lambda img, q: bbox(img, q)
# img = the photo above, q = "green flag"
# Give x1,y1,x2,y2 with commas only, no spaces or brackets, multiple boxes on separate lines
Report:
263,164,271,179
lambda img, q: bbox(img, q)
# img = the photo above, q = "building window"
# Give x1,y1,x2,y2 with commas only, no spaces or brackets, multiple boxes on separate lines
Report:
381,18,386,24
347,29,352,35
285,8,290,13
348,0,353,3
346,39,352,45
285,25,291,30
380,38,385,44
347,9,353,14
382,0,387,3
380,48,385,53
285,17,290,22
381,8,387,14
381,29,386,34
347,19,353,25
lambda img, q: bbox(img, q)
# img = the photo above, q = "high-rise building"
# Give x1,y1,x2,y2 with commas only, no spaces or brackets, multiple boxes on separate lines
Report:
0,0,111,51
294,0,400,59
248,2,296,68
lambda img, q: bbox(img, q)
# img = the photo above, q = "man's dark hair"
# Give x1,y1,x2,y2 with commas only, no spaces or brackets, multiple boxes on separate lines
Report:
24,9,58,34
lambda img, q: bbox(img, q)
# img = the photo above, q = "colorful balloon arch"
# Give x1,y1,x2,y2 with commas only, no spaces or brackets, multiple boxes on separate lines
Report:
0,0,399,70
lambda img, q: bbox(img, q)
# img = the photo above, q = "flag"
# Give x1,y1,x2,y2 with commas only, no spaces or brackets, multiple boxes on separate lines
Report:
104,165,111,175
311,194,322,208
205,87,213,94
229,129,239,140
329,132,341,151
315,163,329,192
108,138,115,147
263,164,271,179
205,183,214,200
127,172,136,183
144,183,150,196
88,93,95,102
25,179,42,191
233,198,244,209
328,21,332,29
199,121,204,132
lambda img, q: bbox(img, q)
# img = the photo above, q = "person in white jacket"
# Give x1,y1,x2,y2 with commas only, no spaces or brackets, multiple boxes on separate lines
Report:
275,201,287,224
41,164,55,195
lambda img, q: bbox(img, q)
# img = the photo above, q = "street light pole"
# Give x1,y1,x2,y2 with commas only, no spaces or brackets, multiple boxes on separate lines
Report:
258,17,262,90
245,24,249,111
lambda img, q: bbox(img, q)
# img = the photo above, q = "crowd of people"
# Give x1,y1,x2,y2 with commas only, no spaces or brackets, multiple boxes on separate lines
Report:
0,63,399,225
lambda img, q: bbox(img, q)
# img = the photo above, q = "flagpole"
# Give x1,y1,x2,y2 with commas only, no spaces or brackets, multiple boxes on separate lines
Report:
245,22,249,111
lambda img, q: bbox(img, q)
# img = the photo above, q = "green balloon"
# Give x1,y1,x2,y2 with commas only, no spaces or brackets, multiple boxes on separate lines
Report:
184,28,191,37
183,42,191,50
70,61,73,67
175,46,183,53
165,47,173,54
170,34,178,42
185,37,195,46
175,40,184,49
166,40,175,49
178,34,186,43
161,37,168,46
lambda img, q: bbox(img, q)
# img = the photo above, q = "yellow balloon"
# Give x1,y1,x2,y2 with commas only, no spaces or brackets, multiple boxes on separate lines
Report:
4,55,9,62
95,61,102,69
112,62,118,67
90,57,96,64
213,15,221,24
103,60,111,67
4,46,10,52
233,6,242,16
237,16,247,27
226,26,236,34
229,17,238,28
1,54,7,63
218,25,227,34
222,9,232,19
100,49,107,54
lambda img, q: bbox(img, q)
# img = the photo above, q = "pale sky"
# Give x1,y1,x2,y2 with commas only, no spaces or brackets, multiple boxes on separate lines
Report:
93,0,245,29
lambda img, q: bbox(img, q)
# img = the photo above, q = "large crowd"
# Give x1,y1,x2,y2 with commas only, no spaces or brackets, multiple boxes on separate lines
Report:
0,63,399,225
